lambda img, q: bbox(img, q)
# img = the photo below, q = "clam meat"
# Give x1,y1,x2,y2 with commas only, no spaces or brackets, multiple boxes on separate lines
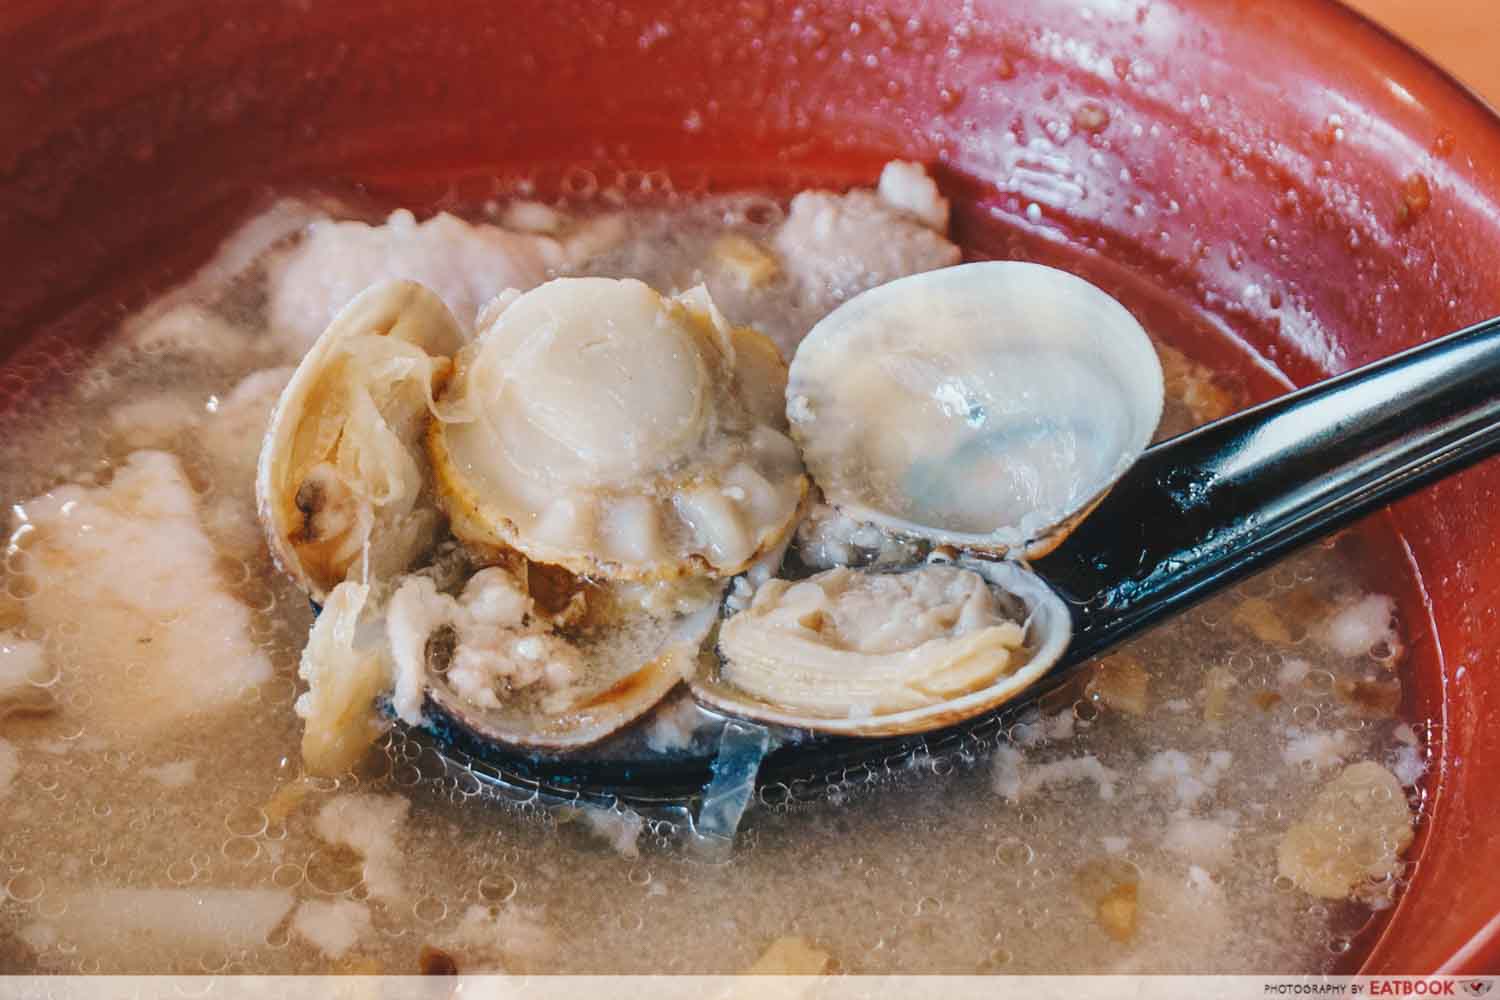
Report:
267,276,791,759
297,557,724,766
268,246,1164,756
295,580,393,776
694,558,1071,736
786,261,1164,557
402,567,723,750
257,279,466,602
429,277,808,581
698,260,1164,736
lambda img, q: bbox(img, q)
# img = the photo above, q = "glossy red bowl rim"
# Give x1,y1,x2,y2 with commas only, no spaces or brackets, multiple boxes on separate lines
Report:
1,0,1499,975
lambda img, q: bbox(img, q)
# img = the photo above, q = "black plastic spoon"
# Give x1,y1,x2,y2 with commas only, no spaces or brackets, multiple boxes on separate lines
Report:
423,312,1500,809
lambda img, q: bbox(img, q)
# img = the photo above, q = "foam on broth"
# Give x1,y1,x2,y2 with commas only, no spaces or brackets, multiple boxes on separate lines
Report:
0,183,1427,974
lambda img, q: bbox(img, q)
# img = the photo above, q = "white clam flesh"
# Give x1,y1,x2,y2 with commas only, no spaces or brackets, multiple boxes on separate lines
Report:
295,551,725,758
296,580,393,776
257,280,466,602
264,195,1165,756
698,260,1163,737
786,260,1164,557
429,277,808,581
385,563,723,750
694,558,1071,736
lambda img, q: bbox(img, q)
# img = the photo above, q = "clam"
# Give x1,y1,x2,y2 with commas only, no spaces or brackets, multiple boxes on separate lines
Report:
292,540,724,758
785,261,1163,558
296,580,393,776
386,564,723,750
696,261,1163,736
273,260,1162,755
257,279,465,602
428,277,808,582
693,558,1070,736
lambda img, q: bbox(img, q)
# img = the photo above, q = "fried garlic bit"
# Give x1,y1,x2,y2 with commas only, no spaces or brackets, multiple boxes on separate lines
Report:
744,936,833,975
1076,857,1141,943
1087,654,1151,716
1277,761,1414,900
1232,596,1292,644
713,234,780,290
1202,666,1237,725
696,559,1074,738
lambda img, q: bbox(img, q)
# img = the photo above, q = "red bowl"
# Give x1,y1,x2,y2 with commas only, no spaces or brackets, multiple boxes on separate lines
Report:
1,0,1496,974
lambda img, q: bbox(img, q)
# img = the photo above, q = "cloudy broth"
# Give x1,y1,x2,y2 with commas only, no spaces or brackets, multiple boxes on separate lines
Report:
0,183,1427,974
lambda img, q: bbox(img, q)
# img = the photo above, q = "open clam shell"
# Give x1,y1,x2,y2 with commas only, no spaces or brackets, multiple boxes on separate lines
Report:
256,279,465,602
786,261,1164,558
692,261,1161,737
427,595,722,751
692,557,1071,737
428,277,808,582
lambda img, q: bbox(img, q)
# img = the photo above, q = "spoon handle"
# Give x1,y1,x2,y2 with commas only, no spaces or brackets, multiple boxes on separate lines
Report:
1036,313,1500,663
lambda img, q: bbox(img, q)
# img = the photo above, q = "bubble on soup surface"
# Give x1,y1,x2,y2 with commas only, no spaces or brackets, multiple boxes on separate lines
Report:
413,896,448,924
6,872,45,903
303,848,363,895
224,804,269,838
0,638,56,720
477,873,518,903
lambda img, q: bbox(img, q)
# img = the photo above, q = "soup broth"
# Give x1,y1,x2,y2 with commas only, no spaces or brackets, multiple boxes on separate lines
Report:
0,180,1427,975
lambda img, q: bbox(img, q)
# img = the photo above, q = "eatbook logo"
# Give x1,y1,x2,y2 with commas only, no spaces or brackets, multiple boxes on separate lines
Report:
1460,981,1494,998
